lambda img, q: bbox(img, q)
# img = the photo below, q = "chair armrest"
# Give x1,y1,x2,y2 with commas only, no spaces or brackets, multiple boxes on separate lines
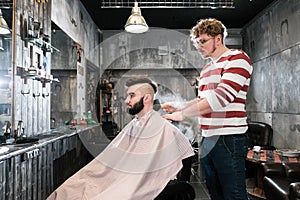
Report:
284,163,300,180
261,162,285,177
289,182,300,200
263,176,290,200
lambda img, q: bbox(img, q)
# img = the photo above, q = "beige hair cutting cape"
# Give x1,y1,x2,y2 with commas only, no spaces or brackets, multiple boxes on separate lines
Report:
47,111,194,200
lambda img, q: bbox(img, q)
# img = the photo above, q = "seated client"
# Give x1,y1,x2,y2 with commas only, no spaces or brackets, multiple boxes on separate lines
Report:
47,77,195,200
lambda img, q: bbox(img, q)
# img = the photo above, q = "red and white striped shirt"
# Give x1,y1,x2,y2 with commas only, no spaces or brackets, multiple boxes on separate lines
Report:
198,49,253,137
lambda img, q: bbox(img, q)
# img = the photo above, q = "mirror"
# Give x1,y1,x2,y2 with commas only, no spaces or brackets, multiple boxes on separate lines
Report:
0,7,12,141
50,22,79,127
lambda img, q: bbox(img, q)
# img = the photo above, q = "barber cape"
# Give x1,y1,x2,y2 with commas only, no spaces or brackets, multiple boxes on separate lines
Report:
47,110,194,200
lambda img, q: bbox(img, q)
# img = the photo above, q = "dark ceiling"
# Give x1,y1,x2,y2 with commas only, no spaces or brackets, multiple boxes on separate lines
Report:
80,0,277,31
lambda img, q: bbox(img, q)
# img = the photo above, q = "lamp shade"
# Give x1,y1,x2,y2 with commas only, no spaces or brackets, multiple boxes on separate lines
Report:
0,9,10,35
125,2,148,34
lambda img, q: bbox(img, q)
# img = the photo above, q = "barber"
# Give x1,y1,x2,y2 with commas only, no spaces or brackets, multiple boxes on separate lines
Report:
163,18,252,200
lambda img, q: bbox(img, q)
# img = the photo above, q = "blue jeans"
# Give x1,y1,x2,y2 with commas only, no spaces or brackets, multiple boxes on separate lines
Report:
200,134,249,200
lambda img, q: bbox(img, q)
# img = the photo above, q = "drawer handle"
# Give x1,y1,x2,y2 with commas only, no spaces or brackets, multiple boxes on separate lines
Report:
22,149,39,160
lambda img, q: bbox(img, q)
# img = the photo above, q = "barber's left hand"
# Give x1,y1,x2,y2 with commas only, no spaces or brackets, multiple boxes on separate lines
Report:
161,103,179,113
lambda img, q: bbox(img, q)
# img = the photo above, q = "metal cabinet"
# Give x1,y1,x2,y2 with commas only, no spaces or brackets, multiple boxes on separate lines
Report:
0,134,92,200
0,146,49,200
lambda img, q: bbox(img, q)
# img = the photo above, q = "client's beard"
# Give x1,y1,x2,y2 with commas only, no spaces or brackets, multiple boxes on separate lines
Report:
128,97,144,115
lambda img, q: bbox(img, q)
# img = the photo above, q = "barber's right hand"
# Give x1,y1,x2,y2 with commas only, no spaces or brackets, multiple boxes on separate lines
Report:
161,103,179,113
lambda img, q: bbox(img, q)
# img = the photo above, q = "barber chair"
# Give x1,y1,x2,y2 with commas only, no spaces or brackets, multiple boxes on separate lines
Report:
154,181,195,200
246,121,275,150
262,162,300,200
155,157,196,200
246,121,276,179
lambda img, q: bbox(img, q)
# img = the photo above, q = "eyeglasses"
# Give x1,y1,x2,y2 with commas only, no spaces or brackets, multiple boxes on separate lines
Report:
193,37,214,47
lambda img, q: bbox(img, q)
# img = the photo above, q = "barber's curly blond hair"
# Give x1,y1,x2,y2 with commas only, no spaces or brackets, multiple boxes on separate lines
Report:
190,18,228,43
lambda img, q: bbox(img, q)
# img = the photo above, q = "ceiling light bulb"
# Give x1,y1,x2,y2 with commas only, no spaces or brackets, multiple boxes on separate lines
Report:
125,2,148,34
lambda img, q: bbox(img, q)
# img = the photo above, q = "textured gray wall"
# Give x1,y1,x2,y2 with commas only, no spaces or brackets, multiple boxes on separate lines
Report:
99,28,242,130
243,0,300,149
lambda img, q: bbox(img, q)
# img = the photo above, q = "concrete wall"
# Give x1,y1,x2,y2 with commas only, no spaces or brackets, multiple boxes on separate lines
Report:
99,28,242,131
242,0,300,149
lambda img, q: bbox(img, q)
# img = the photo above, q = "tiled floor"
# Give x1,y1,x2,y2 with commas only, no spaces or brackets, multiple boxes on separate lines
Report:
189,165,211,200
189,166,262,200
190,177,211,200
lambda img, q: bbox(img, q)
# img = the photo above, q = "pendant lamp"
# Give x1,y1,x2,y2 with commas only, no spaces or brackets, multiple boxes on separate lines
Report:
0,9,10,35
124,1,148,34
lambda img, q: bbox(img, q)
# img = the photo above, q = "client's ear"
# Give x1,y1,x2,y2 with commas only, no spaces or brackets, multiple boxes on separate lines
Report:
143,93,152,104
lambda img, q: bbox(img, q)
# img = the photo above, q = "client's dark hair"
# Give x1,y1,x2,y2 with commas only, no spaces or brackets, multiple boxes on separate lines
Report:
125,77,157,93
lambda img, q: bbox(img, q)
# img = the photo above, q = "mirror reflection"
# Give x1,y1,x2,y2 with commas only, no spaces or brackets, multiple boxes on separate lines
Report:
50,22,78,127
0,7,11,141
